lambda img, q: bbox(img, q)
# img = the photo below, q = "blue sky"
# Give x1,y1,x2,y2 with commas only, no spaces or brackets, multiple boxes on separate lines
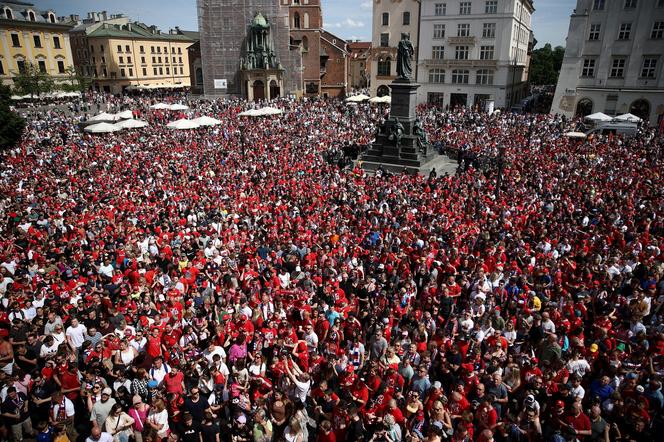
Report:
37,0,574,47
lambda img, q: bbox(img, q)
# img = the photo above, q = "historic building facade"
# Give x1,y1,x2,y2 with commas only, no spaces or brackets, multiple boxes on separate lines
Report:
551,0,664,125
0,1,74,87
416,0,534,109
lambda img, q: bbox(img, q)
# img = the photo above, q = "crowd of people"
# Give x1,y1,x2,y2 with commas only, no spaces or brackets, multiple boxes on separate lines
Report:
0,92,662,442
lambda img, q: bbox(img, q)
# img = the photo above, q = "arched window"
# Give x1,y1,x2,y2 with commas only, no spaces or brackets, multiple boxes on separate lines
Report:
575,98,593,117
4,8,13,19
293,12,300,29
451,69,469,84
303,12,309,29
377,85,390,97
629,99,650,121
28,10,35,21
49,13,55,23
377,57,391,76
302,36,309,51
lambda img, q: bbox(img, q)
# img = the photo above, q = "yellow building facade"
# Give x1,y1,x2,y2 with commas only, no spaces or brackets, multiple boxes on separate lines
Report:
0,1,74,86
78,23,195,94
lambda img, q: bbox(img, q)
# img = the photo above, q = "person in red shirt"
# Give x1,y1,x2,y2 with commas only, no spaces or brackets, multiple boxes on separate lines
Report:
163,365,185,394
563,402,592,440
146,327,163,360
475,395,498,432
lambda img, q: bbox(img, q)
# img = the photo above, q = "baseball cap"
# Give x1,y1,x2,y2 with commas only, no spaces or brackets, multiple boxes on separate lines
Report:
102,387,113,396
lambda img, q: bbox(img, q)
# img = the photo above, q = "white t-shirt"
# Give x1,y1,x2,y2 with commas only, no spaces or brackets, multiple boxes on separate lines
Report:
86,432,113,442
204,346,227,364
66,324,88,348
292,378,311,404
147,409,170,438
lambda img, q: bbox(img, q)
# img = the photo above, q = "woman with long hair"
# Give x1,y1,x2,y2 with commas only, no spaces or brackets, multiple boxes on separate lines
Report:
104,402,135,442
145,398,169,442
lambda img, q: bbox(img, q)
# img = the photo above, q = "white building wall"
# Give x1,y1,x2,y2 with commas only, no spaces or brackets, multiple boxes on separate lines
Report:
551,0,664,125
416,0,533,109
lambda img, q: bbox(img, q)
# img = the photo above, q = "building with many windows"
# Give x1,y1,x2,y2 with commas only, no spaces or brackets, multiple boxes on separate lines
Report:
370,0,420,97
551,0,664,125
416,0,534,109
81,22,195,94
0,1,74,87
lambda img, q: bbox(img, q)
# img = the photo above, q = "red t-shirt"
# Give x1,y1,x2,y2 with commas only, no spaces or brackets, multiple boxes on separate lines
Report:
163,371,185,394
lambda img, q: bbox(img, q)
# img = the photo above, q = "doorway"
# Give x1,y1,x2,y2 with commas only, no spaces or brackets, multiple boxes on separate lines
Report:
269,80,280,100
253,80,265,101
450,93,467,109
629,99,650,122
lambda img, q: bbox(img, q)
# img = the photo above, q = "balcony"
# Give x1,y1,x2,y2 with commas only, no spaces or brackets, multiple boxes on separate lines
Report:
447,36,476,45
422,59,498,68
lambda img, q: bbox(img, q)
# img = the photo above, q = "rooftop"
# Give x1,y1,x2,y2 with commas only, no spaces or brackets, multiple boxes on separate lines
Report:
87,22,197,42
0,1,69,27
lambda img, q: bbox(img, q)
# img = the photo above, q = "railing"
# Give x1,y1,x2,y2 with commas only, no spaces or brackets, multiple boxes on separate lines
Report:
448,36,476,45
422,59,497,68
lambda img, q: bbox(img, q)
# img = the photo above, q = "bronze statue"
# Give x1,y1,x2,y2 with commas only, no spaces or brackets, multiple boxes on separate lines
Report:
388,118,404,147
413,119,430,154
396,33,414,80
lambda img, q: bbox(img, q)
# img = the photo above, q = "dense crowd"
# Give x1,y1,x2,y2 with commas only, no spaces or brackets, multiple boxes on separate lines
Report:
0,93,662,442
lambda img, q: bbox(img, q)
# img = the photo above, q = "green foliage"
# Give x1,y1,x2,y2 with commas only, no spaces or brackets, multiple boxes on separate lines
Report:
12,62,55,97
529,43,565,86
0,84,25,150
61,66,93,93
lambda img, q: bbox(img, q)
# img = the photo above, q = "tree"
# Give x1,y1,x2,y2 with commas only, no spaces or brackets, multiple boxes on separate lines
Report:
0,84,25,150
62,65,93,93
12,62,55,97
529,43,566,85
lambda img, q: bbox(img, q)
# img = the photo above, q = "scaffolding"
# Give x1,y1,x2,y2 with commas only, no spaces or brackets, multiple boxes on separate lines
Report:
197,0,301,97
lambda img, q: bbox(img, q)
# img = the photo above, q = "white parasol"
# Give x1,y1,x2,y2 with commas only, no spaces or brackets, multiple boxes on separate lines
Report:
584,112,612,122
191,116,223,126
84,122,121,133
166,119,200,130
88,112,117,122
168,103,190,111
150,103,171,110
115,110,134,120
115,119,149,129
614,113,641,122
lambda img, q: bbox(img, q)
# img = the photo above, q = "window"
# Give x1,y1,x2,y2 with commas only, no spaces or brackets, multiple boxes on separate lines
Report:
652,22,664,39
11,33,20,47
17,60,25,73
483,23,496,38
166,67,169,74
117,45,122,53
455,46,469,60
102,67,107,77
126,45,130,52
129,68,133,76
435,3,446,15
159,67,163,75
458,24,470,37
152,57,156,64
485,1,497,13
593,0,605,9
38,60,46,73
460,2,471,15
434,24,445,39
380,33,389,47
163,47,167,53
178,47,182,54
581,59,596,77
28,11,35,21
382,12,389,26
476,69,494,85
4,8,12,19
119,56,124,64
624,0,637,8
429,68,445,83
403,11,410,26
151,46,155,53
127,56,132,63
179,57,183,63
157,47,161,53
610,58,626,77
180,67,184,74
432,46,444,59
377,58,391,76
141,56,146,64
618,23,631,39
451,69,469,84
158,57,162,63
120,68,126,77
641,57,658,78
140,45,145,53
589,24,601,40
101,56,105,64
49,13,55,23
100,45,104,52
153,67,157,75
143,68,147,76
33,35,41,48
479,45,494,60
53,36,61,49
173,57,176,63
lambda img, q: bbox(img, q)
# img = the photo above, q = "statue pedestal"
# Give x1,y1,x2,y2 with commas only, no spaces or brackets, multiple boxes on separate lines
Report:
361,80,435,174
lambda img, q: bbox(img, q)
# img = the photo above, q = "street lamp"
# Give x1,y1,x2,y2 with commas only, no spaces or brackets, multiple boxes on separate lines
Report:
495,145,507,198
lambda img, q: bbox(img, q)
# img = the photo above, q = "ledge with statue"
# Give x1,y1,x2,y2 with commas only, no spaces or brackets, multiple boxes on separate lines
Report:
361,33,436,174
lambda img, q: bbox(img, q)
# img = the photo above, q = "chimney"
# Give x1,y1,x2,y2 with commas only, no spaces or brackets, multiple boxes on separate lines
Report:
101,11,107,21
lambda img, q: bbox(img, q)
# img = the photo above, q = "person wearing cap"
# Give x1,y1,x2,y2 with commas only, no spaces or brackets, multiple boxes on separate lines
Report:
91,387,117,429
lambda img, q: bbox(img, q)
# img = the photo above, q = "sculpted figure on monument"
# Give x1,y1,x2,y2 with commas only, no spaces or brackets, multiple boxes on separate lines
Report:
396,33,414,80
388,118,404,147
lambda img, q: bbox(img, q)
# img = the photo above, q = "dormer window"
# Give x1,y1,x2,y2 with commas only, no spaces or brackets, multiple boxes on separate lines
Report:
28,10,36,21
4,8,13,20
49,13,55,23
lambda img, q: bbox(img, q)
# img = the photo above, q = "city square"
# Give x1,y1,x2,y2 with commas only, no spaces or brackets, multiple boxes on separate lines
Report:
0,1,662,442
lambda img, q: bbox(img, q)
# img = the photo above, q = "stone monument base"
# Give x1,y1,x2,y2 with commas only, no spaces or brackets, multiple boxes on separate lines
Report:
361,80,435,174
